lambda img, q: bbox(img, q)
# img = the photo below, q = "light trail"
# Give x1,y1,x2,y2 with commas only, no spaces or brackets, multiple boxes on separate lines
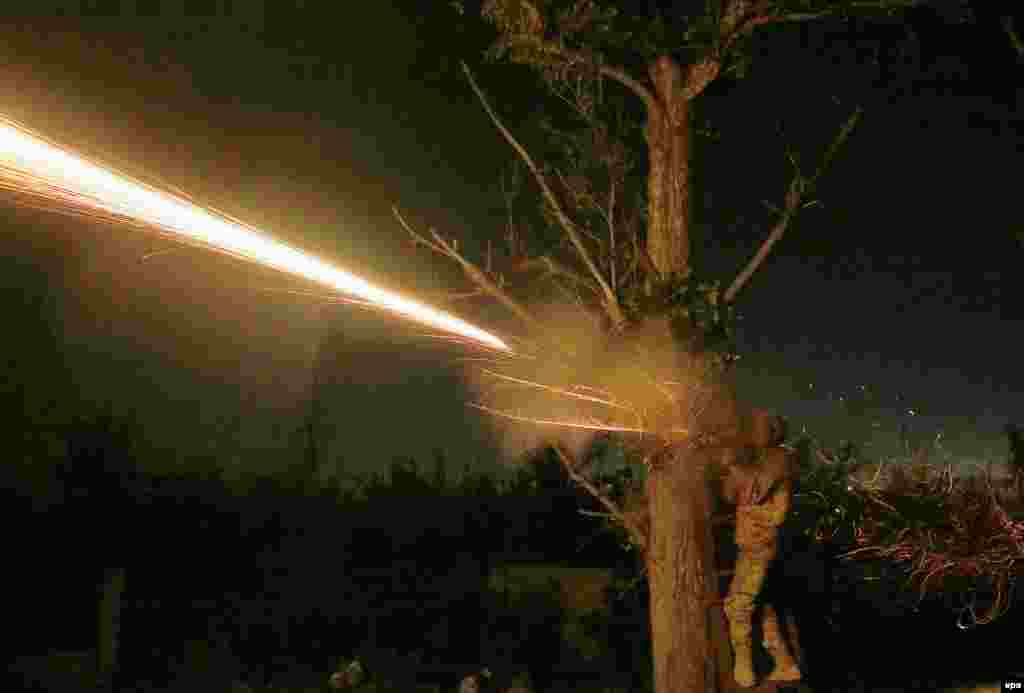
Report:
478,368,637,412
469,402,690,438
0,115,510,353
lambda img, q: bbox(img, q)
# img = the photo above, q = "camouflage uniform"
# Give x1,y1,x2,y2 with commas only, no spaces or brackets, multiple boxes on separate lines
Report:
721,444,802,688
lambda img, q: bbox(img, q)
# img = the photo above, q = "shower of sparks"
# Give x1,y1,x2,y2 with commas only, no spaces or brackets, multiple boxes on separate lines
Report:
0,115,510,353
479,369,637,412
0,114,701,442
469,402,691,438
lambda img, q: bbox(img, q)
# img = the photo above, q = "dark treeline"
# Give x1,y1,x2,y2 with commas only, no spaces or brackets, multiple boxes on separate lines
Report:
3,409,648,691
5,406,1023,691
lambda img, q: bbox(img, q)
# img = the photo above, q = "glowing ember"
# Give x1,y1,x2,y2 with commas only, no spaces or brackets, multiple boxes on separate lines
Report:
0,116,510,353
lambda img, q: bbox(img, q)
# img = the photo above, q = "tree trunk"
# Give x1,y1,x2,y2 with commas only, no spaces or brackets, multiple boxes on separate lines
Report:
646,55,691,280
644,52,729,693
646,448,718,693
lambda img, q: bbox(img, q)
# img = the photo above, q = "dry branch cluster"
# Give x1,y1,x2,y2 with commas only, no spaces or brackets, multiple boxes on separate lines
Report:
841,466,1024,623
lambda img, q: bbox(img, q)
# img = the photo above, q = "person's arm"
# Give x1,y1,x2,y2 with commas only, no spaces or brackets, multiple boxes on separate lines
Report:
743,449,792,530
762,478,791,527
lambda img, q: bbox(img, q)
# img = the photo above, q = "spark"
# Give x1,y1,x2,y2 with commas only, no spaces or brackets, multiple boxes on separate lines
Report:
0,115,510,353
478,369,636,412
469,402,690,438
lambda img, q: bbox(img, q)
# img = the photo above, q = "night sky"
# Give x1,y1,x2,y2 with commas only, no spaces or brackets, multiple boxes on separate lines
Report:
1,2,1021,486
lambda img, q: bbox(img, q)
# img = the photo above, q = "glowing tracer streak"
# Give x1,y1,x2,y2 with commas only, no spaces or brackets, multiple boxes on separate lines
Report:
0,116,510,353
469,402,690,438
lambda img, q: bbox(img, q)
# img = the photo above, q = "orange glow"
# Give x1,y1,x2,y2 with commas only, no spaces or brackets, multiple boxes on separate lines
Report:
0,116,510,353
478,369,636,412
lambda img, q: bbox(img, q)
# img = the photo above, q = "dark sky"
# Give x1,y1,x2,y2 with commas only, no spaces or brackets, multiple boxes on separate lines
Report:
1,2,1021,483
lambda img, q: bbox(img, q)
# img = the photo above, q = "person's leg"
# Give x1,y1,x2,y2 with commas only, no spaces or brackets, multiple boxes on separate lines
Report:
723,550,770,688
762,604,801,682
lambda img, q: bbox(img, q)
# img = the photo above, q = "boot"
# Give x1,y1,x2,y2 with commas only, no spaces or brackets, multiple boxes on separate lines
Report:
765,645,801,682
727,616,756,688
732,641,756,688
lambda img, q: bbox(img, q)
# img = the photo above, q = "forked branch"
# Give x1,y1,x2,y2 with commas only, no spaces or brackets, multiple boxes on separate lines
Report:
461,61,627,328
724,106,862,303
394,206,542,332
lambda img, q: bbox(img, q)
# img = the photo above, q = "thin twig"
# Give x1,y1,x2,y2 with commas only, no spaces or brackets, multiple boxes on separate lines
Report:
514,255,599,293
509,38,660,115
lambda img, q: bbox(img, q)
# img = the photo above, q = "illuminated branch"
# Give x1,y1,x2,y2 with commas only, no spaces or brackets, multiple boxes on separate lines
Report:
724,106,862,303
514,254,599,294
461,62,627,328
553,443,648,551
393,206,541,333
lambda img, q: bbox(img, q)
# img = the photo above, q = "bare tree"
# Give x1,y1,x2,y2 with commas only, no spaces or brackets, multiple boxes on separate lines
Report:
400,2,964,691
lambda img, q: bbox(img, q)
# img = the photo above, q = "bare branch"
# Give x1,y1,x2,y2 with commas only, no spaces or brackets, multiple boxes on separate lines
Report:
724,106,862,303
776,0,946,23
521,38,660,115
722,178,802,304
462,61,627,328
597,63,659,114
552,170,603,244
553,443,648,551
806,105,864,189
393,206,542,332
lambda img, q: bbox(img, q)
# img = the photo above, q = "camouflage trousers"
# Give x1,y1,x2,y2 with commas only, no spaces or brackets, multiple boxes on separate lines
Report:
723,542,801,687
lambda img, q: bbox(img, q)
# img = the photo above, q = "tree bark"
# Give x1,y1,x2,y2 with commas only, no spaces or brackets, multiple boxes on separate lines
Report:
644,51,731,693
645,55,691,280
645,447,718,693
